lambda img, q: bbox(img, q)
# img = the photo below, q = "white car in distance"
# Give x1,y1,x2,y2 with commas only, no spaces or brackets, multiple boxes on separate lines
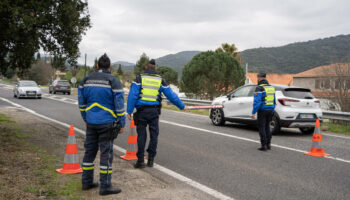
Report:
13,80,42,99
210,84,322,134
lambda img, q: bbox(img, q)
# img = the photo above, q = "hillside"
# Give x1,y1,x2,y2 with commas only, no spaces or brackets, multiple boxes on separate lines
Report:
111,61,135,72
240,34,350,73
155,51,201,77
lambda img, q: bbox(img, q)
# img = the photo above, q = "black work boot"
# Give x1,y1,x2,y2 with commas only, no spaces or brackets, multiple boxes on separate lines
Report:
82,182,99,190
99,187,122,196
258,145,267,151
147,157,154,167
267,144,271,150
134,159,146,169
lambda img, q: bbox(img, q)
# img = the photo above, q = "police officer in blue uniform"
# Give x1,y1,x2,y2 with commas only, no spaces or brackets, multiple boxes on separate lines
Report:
127,59,187,168
252,73,276,151
78,54,126,195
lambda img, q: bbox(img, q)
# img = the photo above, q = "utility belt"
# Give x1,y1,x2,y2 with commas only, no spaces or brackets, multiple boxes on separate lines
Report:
134,103,162,126
98,121,121,143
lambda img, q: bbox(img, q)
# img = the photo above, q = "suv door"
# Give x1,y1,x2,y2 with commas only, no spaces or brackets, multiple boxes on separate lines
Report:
223,85,255,119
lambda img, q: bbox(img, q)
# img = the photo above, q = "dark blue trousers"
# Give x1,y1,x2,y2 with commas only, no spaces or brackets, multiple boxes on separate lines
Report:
257,110,274,146
136,107,159,160
82,123,114,189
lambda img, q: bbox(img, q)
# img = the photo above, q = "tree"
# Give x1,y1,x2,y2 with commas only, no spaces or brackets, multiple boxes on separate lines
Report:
181,51,245,100
134,53,149,76
157,66,178,85
117,64,123,76
0,0,91,75
27,60,54,85
36,53,41,61
320,63,350,112
216,43,242,62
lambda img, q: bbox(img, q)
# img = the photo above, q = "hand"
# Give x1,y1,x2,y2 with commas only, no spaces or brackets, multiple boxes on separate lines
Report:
127,114,132,120
119,128,125,134
252,114,255,119
184,106,189,110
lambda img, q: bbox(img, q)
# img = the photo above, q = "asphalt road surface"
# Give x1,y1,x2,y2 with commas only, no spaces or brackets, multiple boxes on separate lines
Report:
1,83,350,200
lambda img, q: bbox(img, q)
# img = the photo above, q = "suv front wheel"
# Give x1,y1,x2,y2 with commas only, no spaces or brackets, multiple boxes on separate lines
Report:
211,108,225,126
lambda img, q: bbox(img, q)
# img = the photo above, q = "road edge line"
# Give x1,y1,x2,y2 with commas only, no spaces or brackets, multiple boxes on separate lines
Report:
0,97,234,200
160,120,350,164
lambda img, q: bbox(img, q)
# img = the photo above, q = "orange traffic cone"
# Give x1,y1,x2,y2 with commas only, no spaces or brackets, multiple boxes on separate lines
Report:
120,119,138,160
304,119,330,157
56,125,83,174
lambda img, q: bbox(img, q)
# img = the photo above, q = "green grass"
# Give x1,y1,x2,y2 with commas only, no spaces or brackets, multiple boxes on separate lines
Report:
0,113,12,123
162,104,210,116
322,122,350,135
0,113,84,199
0,78,15,84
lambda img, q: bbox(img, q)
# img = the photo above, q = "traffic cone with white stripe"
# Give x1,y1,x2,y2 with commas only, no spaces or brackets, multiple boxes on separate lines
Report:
304,119,330,157
56,125,83,174
120,119,138,160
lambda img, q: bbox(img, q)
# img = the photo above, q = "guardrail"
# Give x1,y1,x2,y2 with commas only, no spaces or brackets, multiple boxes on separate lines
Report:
322,111,350,122
164,98,350,121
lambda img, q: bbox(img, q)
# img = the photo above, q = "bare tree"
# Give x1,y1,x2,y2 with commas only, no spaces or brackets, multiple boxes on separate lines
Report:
320,63,350,112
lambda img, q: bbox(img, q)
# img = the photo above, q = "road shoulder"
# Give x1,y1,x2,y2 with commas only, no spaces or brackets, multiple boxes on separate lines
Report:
0,107,213,200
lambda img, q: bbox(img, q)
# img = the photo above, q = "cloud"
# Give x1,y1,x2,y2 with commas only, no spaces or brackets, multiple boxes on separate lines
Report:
77,0,350,65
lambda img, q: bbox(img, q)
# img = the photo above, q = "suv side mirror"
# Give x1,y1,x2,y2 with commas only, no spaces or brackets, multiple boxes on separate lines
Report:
227,94,233,100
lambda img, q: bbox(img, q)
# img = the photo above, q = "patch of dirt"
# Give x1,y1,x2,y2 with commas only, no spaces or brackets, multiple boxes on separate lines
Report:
0,107,214,200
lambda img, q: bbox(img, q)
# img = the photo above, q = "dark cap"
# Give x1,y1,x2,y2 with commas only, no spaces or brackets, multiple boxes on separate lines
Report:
148,59,156,65
257,73,266,78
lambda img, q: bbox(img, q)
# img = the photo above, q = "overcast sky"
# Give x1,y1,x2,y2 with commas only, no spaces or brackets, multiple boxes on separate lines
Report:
77,0,350,65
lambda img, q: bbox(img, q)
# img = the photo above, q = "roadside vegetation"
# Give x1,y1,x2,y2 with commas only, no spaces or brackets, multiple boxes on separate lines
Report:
162,104,209,116
0,113,83,200
322,122,350,135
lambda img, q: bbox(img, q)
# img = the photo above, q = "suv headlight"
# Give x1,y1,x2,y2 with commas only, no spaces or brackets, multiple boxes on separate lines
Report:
37,88,42,94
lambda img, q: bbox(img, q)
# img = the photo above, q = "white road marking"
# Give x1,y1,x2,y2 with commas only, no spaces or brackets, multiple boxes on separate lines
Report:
323,133,350,140
2,85,349,163
160,120,350,164
0,97,234,200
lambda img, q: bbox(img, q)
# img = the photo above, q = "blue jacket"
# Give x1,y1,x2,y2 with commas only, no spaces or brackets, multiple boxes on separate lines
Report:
127,69,185,114
78,69,126,127
252,79,276,114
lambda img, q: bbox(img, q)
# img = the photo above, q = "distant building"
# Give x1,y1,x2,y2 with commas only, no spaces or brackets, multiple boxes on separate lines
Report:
54,70,66,80
293,63,350,97
247,73,294,86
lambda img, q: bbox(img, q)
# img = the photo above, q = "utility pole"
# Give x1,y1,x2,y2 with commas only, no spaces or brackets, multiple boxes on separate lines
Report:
245,63,249,85
84,53,87,77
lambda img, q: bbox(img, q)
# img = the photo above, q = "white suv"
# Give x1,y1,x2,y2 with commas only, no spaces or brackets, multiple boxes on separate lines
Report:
210,85,322,134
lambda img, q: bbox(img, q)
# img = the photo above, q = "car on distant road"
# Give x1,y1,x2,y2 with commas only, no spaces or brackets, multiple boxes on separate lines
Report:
13,80,42,99
49,80,71,95
210,84,322,134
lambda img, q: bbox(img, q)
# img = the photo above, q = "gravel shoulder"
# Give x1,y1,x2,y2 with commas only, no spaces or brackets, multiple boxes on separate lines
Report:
0,106,213,200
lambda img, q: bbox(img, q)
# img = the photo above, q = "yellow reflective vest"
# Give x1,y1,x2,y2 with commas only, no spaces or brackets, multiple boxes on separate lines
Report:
140,74,162,102
259,84,275,106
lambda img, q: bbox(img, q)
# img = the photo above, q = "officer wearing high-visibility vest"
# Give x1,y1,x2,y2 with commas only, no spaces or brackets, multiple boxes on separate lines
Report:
252,73,276,151
127,59,187,168
78,53,125,195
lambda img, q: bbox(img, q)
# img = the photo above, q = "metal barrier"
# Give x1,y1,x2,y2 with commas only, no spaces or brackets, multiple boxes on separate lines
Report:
164,98,350,121
322,111,350,122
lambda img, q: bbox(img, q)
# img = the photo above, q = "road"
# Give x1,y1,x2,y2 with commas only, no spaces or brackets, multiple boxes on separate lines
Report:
1,83,350,200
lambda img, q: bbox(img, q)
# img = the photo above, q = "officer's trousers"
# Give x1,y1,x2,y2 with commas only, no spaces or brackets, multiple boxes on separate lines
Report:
257,110,274,146
135,107,159,160
82,123,114,189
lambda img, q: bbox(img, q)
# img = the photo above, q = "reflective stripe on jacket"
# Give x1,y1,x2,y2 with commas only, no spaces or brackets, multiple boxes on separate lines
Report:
78,69,126,127
252,80,276,114
140,74,162,102
127,69,185,113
